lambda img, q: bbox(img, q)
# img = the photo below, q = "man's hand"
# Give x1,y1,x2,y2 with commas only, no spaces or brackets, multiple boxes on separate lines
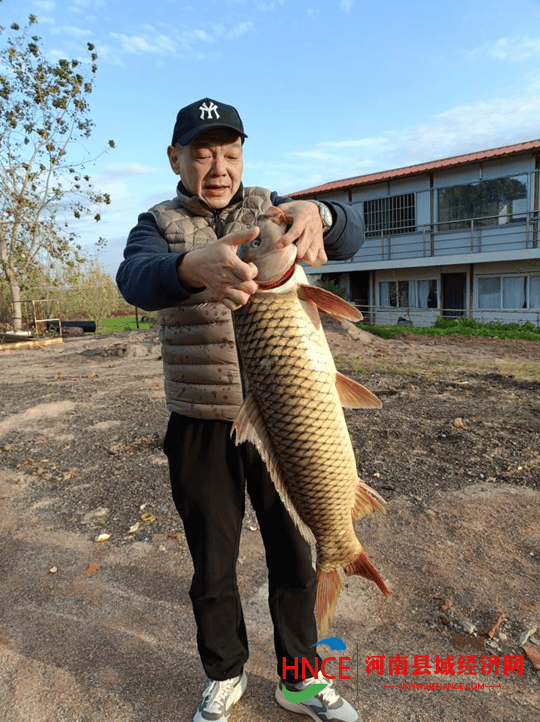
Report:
178,227,260,311
276,200,328,267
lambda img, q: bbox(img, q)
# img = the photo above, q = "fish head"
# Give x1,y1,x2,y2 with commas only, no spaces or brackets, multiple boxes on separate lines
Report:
239,206,297,285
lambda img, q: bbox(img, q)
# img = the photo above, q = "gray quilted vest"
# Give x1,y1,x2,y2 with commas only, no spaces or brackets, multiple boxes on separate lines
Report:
149,186,273,421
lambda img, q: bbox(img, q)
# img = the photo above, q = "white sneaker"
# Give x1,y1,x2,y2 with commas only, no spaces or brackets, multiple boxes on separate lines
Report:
276,674,360,721
193,672,248,722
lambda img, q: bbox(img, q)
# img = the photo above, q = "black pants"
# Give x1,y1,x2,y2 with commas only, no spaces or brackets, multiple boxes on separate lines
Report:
164,412,320,682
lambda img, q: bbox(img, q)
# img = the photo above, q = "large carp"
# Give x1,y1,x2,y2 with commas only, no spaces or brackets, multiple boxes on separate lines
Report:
232,207,390,632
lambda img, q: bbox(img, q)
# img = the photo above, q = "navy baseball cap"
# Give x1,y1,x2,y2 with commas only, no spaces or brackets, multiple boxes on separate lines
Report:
171,98,248,146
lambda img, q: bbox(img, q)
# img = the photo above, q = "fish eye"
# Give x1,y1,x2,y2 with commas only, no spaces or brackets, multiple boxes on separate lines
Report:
250,239,261,248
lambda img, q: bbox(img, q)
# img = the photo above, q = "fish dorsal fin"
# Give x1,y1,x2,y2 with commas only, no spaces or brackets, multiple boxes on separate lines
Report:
351,478,386,520
232,393,315,545
297,285,363,322
336,371,382,409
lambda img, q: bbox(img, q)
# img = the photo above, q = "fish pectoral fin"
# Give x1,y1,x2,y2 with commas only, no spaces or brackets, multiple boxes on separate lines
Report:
232,394,315,546
335,371,382,409
297,285,362,322
263,205,294,227
343,550,391,599
316,567,344,634
352,478,386,519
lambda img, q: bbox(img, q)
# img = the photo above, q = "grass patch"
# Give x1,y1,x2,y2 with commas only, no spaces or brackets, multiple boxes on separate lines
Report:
102,316,152,332
358,317,540,342
338,353,540,383
336,356,431,379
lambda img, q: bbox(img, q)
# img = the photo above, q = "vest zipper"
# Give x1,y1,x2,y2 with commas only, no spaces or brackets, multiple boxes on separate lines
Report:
213,210,224,238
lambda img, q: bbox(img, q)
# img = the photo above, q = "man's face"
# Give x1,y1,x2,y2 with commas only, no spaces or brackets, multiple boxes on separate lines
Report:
168,134,243,209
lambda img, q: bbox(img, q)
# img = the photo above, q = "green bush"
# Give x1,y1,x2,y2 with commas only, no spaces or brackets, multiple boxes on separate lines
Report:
358,317,540,342
320,280,347,299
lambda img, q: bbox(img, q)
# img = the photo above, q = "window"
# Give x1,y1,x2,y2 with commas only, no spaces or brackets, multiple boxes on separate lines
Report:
438,175,527,231
379,279,438,308
477,274,540,309
365,194,416,237
502,276,527,309
379,281,396,307
531,276,540,309
477,277,501,309
417,279,438,308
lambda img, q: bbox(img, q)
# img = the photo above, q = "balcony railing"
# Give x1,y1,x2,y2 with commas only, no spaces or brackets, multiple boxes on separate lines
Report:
336,210,540,265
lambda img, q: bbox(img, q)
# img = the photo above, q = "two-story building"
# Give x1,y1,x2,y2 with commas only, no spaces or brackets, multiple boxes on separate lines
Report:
291,139,540,327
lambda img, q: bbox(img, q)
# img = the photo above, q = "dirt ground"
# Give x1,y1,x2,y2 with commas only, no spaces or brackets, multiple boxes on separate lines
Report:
0,322,539,722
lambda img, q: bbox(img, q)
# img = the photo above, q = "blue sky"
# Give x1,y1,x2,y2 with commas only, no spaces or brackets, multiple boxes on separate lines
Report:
2,0,540,277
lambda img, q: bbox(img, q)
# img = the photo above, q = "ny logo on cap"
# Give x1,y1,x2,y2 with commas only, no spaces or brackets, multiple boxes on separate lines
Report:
199,101,220,120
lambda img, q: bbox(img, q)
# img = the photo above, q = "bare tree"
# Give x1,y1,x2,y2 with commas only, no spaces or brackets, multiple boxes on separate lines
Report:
0,14,114,330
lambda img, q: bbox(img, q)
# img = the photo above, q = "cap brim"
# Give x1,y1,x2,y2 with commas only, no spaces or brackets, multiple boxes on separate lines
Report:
176,124,248,146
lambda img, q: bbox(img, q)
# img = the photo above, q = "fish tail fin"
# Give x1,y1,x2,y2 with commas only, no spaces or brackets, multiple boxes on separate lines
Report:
315,567,344,634
343,551,391,599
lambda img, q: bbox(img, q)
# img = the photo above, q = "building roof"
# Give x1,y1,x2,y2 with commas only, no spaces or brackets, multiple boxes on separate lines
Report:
290,138,540,198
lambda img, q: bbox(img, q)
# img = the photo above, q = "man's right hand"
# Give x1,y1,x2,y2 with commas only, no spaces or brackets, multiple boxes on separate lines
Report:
177,227,260,311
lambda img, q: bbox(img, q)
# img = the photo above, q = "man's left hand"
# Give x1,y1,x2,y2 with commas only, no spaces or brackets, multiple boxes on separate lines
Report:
276,200,328,267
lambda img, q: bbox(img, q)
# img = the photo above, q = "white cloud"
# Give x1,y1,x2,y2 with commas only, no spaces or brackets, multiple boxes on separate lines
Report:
381,87,540,171
51,25,92,38
106,163,161,177
225,0,284,6
34,0,57,11
256,1,285,10
319,136,390,150
290,151,336,161
110,33,161,54
92,41,123,66
474,35,540,62
228,21,255,39
69,0,105,12
339,0,355,12
106,20,253,59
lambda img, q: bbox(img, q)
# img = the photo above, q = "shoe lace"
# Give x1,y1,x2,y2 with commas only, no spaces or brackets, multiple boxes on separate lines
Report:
318,682,340,706
204,677,239,711
306,675,340,706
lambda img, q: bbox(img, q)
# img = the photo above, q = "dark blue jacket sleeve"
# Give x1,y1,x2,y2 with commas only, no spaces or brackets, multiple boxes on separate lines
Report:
273,192,364,261
116,213,194,311
321,201,364,261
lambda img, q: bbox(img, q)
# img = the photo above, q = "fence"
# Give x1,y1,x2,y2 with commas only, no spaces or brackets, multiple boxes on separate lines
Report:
355,304,540,329
19,299,62,338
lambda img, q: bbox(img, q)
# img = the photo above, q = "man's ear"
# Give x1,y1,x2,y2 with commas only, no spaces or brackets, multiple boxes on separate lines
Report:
167,145,181,175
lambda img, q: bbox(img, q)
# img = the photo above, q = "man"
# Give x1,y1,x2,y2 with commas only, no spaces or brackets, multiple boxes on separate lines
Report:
117,98,363,722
